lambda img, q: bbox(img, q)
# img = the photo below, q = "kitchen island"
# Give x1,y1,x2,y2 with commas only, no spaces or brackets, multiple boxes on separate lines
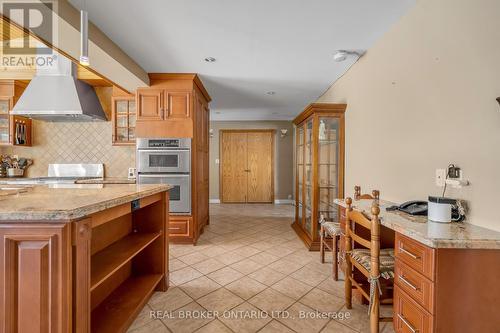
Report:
0,184,172,333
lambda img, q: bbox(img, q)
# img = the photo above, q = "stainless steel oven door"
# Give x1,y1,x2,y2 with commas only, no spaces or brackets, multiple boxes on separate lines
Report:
138,174,191,214
137,149,190,173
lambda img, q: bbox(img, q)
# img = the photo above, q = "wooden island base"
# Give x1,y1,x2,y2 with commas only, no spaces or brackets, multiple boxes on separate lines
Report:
0,189,169,333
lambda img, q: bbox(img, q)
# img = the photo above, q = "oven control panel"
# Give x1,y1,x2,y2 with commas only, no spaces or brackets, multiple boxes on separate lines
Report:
149,139,179,148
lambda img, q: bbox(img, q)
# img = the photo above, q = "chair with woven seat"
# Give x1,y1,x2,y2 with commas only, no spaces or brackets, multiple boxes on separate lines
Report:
319,186,379,281
344,197,393,333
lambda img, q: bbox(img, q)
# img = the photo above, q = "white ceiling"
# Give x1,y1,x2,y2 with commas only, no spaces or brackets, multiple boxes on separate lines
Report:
69,0,414,121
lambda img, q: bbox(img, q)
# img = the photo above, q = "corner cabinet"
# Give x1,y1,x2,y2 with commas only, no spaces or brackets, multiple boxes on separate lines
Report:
112,92,136,146
0,80,32,146
292,103,346,250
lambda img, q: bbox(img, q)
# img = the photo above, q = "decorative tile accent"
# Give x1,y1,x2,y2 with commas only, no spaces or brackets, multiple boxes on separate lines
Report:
1,120,134,177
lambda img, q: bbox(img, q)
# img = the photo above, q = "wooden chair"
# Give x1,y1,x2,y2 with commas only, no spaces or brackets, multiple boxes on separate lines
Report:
344,197,394,333
320,186,379,281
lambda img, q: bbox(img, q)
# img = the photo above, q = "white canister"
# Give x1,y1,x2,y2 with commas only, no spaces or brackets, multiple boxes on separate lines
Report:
427,196,456,223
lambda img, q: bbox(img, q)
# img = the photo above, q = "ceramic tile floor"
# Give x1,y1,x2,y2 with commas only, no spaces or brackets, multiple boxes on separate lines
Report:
128,204,394,333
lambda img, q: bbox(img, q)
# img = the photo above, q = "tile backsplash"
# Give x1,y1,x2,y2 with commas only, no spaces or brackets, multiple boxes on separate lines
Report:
1,120,135,177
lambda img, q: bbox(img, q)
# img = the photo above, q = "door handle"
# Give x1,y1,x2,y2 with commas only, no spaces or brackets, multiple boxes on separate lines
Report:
244,169,250,172
399,275,419,291
399,246,420,260
160,107,165,119
398,314,418,333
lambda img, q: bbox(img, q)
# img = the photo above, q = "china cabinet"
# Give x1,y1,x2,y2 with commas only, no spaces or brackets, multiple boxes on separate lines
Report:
292,103,346,250
0,80,32,146
112,88,136,145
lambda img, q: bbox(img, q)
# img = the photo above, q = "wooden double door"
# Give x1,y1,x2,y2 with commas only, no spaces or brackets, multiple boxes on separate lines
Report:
221,130,274,203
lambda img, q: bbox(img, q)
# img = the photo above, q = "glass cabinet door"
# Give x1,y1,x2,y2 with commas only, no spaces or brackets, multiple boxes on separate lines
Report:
296,125,304,225
317,117,340,234
304,119,313,236
0,99,10,144
114,98,136,144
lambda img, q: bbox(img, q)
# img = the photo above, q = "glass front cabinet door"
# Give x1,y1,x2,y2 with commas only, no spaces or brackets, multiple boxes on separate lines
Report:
292,103,345,250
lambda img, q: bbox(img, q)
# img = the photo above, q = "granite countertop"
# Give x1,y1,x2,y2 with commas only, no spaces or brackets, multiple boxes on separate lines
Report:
0,184,172,222
75,177,136,184
334,198,500,250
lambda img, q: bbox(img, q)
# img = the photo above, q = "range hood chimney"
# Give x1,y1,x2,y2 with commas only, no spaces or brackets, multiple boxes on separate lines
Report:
11,53,107,122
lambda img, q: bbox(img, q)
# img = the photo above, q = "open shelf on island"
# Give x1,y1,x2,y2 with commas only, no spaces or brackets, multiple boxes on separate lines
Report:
91,273,163,333
91,231,162,291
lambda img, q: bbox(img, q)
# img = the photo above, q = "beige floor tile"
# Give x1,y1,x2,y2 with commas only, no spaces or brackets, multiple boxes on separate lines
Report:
247,252,280,265
259,320,295,333
338,304,371,332
170,245,199,257
225,276,267,300
162,302,214,333
197,288,244,313
215,252,246,265
271,276,313,300
248,241,276,251
149,287,193,312
316,278,345,299
265,246,295,258
128,319,169,333
220,302,272,333
170,266,204,285
170,258,189,272
248,288,295,313
277,302,330,333
304,261,335,276
191,258,227,275
207,266,244,286
179,276,222,299
232,246,262,258
201,246,227,258
230,258,264,275
178,252,211,266
320,320,358,333
128,304,155,331
299,288,345,313
194,320,233,333
291,267,328,287
248,267,286,286
267,258,304,275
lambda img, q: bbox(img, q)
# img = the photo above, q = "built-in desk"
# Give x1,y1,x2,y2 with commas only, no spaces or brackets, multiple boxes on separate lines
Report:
334,198,500,333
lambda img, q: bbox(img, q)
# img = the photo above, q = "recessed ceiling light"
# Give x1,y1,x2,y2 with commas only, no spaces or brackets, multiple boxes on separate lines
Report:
266,91,276,95
204,57,216,62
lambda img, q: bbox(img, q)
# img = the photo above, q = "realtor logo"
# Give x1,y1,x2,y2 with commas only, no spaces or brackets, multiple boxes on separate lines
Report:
2,1,54,54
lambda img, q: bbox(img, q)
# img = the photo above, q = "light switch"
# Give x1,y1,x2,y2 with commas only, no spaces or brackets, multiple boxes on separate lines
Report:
215,159,220,164
436,169,446,187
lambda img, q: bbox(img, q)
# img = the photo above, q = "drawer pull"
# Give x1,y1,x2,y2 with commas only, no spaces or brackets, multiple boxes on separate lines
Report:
398,314,418,333
169,227,182,230
399,275,419,291
400,246,420,260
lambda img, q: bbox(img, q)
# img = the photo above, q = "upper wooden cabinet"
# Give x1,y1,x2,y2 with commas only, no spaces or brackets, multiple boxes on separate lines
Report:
166,92,190,119
112,93,136,146
0,80,32,147
136,88,164,121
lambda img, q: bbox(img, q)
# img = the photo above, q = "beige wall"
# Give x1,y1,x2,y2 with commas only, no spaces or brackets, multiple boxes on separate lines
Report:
1,120,134,177
209,121,294,201
317,0,500,230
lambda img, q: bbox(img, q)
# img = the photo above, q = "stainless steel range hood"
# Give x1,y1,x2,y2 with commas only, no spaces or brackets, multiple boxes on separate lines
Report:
11,53,107,122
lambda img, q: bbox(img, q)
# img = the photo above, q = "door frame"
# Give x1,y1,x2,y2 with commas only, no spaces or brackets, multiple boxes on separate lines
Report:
219,129,276,203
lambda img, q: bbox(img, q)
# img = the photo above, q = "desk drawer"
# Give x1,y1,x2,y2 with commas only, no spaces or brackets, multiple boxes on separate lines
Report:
395,233,435,280
394,286,433,333
395,259,434,313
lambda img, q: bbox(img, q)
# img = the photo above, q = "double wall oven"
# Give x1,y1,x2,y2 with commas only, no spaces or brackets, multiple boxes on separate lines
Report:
137,138,191,214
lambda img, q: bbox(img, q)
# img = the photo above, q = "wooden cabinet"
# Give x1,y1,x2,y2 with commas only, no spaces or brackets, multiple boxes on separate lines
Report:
0,224,72,333
393,233,500,332
136,88,164,121
0,81,32,146
292,103,346,250
135,74,211,244
112,94,136,145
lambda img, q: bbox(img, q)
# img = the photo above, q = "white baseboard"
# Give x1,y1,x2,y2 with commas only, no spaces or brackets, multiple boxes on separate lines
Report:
274,199,294,205
209,199,221,204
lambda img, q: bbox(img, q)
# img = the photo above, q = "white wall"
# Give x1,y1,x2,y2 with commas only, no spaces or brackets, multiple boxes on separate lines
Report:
318,0,500,231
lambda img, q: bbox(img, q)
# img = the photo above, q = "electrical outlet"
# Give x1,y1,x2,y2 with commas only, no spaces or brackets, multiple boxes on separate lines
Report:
215,159,220,164
436,169,446,187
